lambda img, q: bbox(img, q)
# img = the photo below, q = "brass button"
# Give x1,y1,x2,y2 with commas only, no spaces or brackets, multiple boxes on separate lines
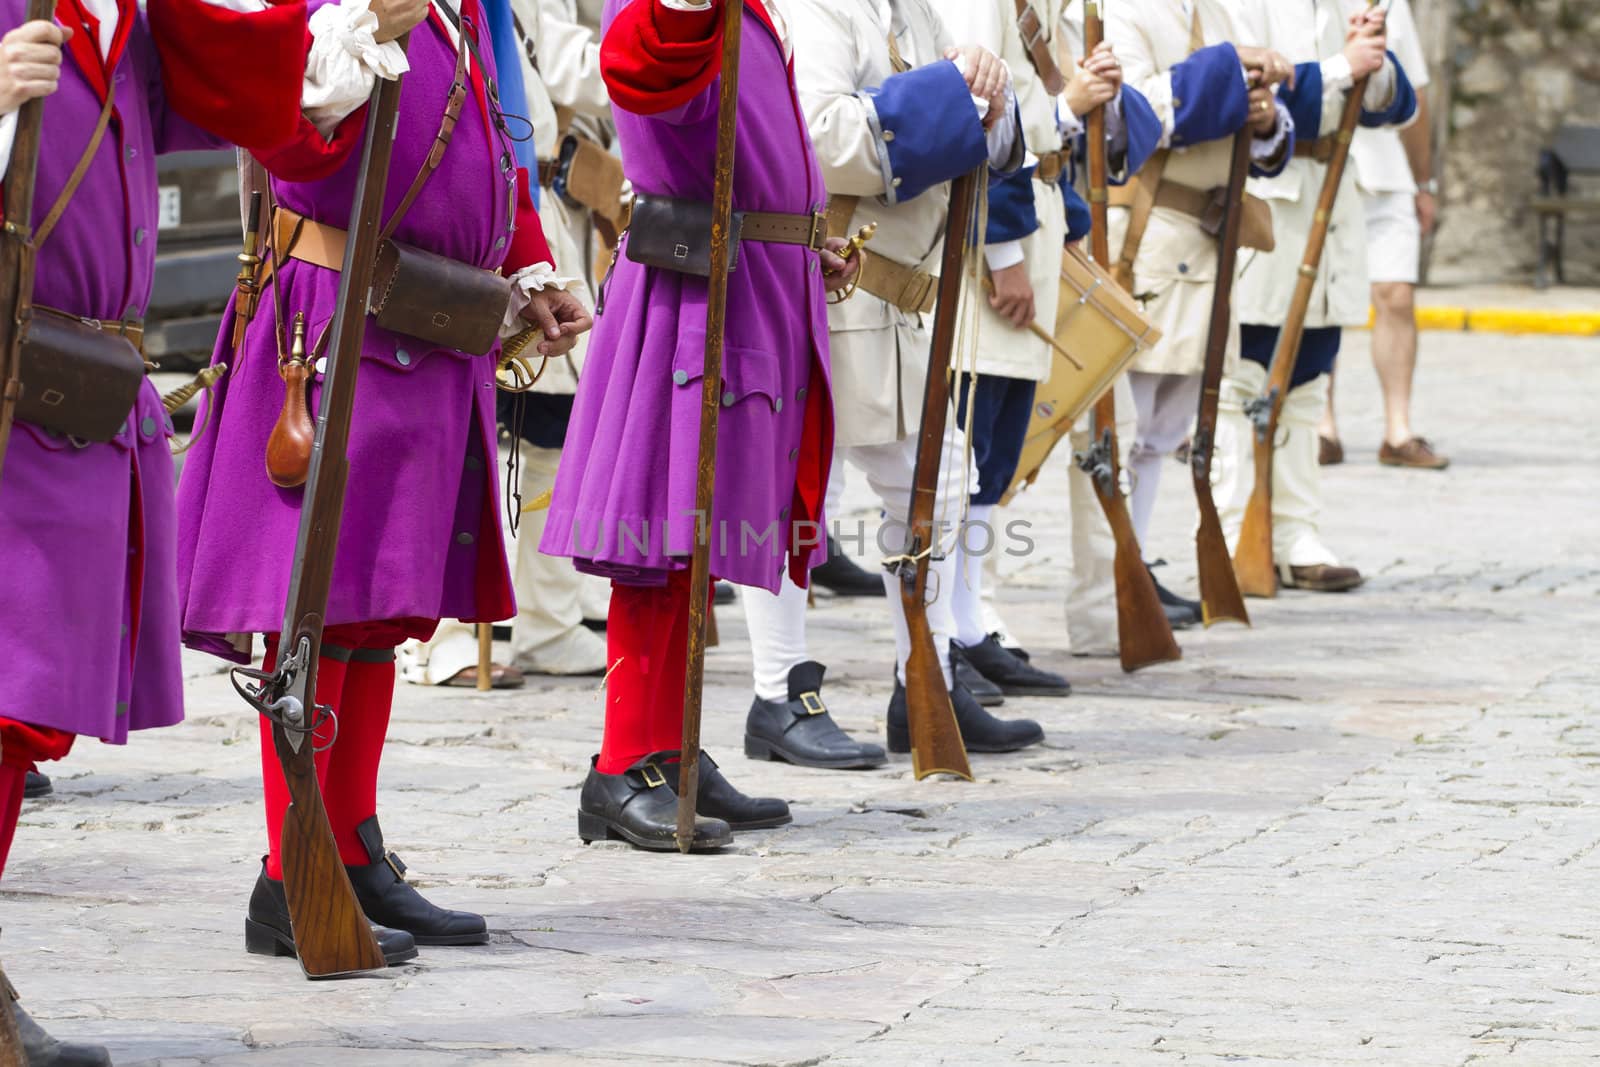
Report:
882,129,896,142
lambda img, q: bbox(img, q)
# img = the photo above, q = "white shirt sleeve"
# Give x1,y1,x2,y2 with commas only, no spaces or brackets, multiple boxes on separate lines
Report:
302,0,412,138
0,111,16,187
984,239,1024,272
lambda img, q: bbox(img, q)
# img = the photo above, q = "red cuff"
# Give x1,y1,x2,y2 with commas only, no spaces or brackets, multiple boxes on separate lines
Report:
502,168,555,274
600,0,724,116
256,105,370,183
149,0,309,151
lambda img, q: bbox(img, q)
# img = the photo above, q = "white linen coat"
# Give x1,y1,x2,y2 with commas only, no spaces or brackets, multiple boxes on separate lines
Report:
1227,0,1400,329
1074,0,1255,376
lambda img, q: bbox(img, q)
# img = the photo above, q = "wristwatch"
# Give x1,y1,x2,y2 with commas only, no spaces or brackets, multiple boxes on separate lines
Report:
1419,178,1440,195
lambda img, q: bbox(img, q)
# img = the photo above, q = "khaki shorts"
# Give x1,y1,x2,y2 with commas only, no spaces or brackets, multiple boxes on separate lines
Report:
1363,190,1421,285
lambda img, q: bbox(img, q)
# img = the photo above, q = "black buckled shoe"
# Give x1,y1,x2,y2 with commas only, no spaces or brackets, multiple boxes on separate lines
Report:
577,755,733,852
951,651,1005,706
23,771,51,799
244,859,418,966
954,634,1071,698
1148,563,1200,630
745,661,888,770
659,750,791,830
810,536,887,597
344,817,489,946
13,1000,111,1067
887,678,1045,754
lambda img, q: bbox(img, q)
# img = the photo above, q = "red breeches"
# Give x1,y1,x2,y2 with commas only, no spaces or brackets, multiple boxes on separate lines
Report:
0,718,75,880
597,569,694,774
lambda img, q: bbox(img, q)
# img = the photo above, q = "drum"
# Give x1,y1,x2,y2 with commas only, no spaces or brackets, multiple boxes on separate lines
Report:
1001,245,1162,504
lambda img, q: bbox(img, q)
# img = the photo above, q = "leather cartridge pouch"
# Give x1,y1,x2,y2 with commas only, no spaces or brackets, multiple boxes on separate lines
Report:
1199,188,1276,253
554,134,628,228
367,241,511,356
625,194,744,277
18,309,144,442
12,88,142,442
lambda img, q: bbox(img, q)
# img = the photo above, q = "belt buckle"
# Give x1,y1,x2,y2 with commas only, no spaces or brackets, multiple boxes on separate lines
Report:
808,211,827,252
639,762,668,789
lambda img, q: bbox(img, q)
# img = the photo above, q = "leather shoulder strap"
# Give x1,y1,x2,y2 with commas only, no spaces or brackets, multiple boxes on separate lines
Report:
33,88,116,250
1113,149,1169,291
379,20,473,243
1014,0,1065,95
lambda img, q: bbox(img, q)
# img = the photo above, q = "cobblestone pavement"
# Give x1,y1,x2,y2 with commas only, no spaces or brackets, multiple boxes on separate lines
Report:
8,333,1600,1065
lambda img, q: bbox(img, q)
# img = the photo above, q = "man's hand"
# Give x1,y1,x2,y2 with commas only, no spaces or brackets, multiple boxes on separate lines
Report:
1415,189,1437,237
821,236,863,297
945,45,1008,130
987,262,1034,330
520,287,593,358
368,0,429,44
1237,46,1295,90
0,20,70,115
1065,42,1120,117
1246,83,1278,137
1343,9,1387,79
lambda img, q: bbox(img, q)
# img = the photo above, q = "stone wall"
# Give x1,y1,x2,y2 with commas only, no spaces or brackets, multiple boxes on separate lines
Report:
1421,0,1600,285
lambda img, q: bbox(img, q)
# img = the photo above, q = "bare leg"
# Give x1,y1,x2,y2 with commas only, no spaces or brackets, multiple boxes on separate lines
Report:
1371,280,1418,447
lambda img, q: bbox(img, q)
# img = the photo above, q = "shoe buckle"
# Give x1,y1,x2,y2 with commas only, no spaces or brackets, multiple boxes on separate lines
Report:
384,851,407,882
639,762,668,789
799,691,828,716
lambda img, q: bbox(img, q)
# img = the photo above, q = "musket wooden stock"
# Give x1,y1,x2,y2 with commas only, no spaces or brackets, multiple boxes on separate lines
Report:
676,0,745,851
1233,61,1373,599
267,55,413,979
0,959,23,1065
0,0,57,489
1083,1,1181,673
898,169,976,783
1191,129,1252,627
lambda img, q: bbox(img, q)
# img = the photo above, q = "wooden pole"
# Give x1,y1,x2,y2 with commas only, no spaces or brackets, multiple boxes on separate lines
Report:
676,0,745,853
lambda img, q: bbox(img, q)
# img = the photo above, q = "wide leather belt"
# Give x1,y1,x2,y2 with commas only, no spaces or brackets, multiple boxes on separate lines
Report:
1034,149,1070,186
273,205,351,273
1295,137,1336,163
36,307,145,355
536,158,561,187
857,253,937,315
1108,178,1214,221
740,209,829,251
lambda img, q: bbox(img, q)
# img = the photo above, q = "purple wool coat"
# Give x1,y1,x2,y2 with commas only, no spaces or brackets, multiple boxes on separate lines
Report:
539,0,835,594
176,7,532,661
0,0,219,743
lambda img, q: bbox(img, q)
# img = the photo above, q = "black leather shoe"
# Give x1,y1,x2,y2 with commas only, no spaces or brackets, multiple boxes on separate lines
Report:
244,860,417,966
1148,563,1200,629
658,750,791,830
344,817,488,946
809,535,886,597
23,771,51,799
714,581,737,605
886,679,1044,754
951,652,1005,707
954,634,1071,697
745,661,888,770
13,1001,111,1067
578,756,733,852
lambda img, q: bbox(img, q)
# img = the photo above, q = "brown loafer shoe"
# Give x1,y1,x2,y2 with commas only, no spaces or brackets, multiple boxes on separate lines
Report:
1379,437,1449,470
1318,435,1344,466
1285,564,1364,592
443,663,526,689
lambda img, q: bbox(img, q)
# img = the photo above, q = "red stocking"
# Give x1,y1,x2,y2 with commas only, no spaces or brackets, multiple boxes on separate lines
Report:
258,637,347,880
322,649,395,865
0,765,24,881
597,569,692,774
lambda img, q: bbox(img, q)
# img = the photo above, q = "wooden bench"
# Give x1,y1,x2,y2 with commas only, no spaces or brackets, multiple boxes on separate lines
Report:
1533,124,1600,289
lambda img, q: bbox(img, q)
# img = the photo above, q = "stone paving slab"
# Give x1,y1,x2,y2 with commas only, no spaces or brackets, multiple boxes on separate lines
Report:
6,332,1600,1065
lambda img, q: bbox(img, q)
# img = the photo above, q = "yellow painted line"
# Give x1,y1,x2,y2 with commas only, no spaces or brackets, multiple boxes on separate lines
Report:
1362,306,1600,336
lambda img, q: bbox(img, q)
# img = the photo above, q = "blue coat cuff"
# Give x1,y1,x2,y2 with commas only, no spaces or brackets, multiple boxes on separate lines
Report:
1279,62,1324,139
986,167,1038,244
1120,86,1163,181
860,61,988,205
1170,43,1248,147
1360,52,1417,128
1063,182,1092,244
